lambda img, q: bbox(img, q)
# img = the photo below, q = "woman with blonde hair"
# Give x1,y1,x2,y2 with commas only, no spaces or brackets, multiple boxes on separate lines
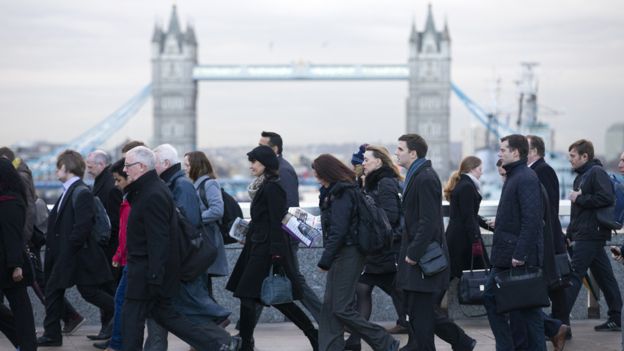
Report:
443,156,492,279
344,145,407,350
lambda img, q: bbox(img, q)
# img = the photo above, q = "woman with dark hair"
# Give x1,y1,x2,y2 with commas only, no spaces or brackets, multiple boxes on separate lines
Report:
344,145,407,350
443,156,491,279
184,151,228,285
226,145,318,351
0,157,37,351
313,153,399,351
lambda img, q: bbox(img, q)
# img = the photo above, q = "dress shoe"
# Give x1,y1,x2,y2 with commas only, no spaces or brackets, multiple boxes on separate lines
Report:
87,331,112,341
94,340,109,350
62,315,86,335
386,324,408,334
37,336,62,347
550,324,569,351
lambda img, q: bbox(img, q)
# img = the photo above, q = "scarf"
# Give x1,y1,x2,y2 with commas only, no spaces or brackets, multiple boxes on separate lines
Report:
247,175,265,201
402,158,427,192
465,173,481,193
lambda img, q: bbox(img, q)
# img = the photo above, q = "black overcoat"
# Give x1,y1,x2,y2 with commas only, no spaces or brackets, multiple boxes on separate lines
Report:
531,158,566,254
93,166,122,253
226,179,302,302
44,180,113,291
125,170,180,299
0,192,33,288
396,160,450,293
445,174,491,278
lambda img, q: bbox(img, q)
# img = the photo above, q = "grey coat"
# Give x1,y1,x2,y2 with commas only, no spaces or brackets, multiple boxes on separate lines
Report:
195,175,228,277
396,160,450,293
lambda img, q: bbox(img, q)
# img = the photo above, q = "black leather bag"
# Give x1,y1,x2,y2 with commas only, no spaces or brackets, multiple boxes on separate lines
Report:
596,205,623,231
493,266,550,314
549,253,572,290
459,255,489,305
418,241,448,276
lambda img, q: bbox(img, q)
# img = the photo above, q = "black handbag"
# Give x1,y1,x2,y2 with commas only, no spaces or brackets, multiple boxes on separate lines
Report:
493,266,550,314
459,254,489,305
260,265,293,306
549,253,572,290
418,241,448,276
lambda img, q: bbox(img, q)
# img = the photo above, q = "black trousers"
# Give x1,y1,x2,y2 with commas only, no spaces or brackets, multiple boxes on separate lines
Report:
404,291,436,351
565,240,622,323
1,286,37,351
122,296,231,351
43,284,114,340
432,289,474,350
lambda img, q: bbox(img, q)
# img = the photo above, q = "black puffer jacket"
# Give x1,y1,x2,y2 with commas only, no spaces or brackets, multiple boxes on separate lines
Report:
567,159,615,242
317,181,358,270
362,167,402,274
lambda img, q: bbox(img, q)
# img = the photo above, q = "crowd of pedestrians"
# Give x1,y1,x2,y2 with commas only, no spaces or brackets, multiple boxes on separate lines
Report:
0,132,623,351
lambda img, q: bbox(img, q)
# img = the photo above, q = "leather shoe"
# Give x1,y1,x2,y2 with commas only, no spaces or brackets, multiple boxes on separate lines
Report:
551,324,570,351
62,315,85,335
87,331,112,341
94,340,109,350
386,324,408,334
37,336,62,347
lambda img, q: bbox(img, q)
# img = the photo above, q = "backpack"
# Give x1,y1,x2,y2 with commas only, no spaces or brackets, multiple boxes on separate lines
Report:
611,175,624,224
352,190,393,255
174,207,217,282
198,178,242,245
73,186,111,246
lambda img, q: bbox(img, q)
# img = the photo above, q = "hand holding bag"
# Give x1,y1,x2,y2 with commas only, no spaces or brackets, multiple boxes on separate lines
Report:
459,253,489,305
493,266,550,314
260,264,293,306
418,241,449,277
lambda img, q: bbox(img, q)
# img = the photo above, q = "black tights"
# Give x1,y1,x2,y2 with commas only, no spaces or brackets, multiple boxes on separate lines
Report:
239,298,317,351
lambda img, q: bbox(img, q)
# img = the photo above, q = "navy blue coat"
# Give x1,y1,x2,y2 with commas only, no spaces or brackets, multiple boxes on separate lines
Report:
530,158,566,254
490,159,543,268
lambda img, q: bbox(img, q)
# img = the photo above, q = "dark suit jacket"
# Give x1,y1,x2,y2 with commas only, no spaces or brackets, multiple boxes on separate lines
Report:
44,180,112,291
125,170,180,300
0,192,33,288
93,166,122,253
397,160,450,293
531,158,566,254
445,174,491,278
278,156,299,208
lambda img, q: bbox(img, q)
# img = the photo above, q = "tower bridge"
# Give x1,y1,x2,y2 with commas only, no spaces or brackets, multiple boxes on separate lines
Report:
30,4,512,179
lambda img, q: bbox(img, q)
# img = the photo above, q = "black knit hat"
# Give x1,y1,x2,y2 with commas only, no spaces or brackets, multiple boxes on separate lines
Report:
247,145,279,172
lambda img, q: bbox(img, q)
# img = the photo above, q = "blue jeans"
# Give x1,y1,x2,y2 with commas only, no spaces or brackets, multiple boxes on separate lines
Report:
109,266,127,351
483,268,546,351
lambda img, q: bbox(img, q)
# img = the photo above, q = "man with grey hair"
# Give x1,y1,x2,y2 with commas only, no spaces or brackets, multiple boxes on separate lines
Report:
122,147,239,351
85,150,122,342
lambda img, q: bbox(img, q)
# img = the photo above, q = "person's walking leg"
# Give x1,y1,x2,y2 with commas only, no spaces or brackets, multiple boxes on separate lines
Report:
143,318,168,351
403,291,435,351
109,267,128,351
275,302,318,350
521,307,546,351
4,286,37,351
291,243,322,322
239,298,259,351
42,288,65,341
483,269,514,351
589,244,623,325
345,282,373,348
121,298,149,351
432,288,475,350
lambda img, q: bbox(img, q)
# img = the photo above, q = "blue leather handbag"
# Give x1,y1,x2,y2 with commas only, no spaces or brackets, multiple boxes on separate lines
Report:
260,265,293,306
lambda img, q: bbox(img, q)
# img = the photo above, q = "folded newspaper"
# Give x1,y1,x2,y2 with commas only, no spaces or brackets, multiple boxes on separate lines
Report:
281,213,321,247
289,207,322,232
228,217,250,243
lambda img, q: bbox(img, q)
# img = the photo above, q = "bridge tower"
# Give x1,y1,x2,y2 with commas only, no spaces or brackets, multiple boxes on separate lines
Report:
151,5,198,154
406,5,451,178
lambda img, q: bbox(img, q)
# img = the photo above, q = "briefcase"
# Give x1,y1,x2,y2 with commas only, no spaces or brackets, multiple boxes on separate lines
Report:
494,266,550,314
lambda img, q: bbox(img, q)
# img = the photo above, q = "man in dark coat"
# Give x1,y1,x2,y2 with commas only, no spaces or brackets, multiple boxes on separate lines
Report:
37,150,114,347
482,134,546,351
86,150,122,341
565,139,622,332
121,146,238,351
395,134,451,351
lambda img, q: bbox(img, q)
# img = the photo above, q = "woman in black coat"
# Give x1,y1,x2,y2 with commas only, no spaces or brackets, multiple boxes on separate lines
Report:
443,156,492,279
226,146,317,351
313,154,399,351
0,158,36,351
344,145,406,350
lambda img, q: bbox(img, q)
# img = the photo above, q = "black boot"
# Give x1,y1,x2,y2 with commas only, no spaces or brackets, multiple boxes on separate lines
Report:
305,328,319,351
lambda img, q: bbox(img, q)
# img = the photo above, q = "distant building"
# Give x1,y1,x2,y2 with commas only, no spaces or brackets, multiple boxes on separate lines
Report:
605,123,624,161
151,5,198,154
405,4,451,179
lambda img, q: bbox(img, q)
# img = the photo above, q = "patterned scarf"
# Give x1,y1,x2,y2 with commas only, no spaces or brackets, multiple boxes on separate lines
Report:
247,175,265,201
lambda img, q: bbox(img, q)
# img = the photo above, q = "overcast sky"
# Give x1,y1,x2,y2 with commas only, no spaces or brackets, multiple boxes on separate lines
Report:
1,0,623,159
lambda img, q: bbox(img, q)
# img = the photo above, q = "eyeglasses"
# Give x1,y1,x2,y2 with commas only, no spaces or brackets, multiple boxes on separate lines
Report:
124,162,142,169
